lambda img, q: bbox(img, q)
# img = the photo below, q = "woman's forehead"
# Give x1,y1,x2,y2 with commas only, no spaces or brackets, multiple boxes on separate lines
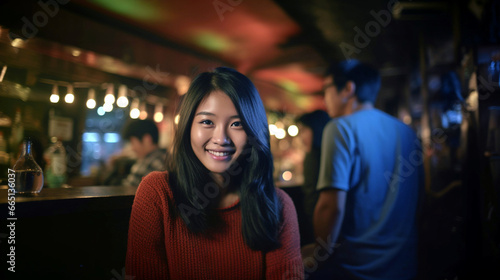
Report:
195,90,238,115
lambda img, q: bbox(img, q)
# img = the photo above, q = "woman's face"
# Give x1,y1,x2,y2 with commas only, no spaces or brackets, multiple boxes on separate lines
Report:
190,90,248,175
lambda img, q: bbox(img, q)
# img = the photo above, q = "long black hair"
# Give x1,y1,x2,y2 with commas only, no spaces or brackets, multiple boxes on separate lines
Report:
167,67,282,251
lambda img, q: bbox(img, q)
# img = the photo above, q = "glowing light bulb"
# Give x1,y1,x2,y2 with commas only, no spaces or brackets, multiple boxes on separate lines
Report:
139,103,148,120
287,125,299,137
117,85,129,107
154,104,163,123
117,96,128,107
130,108,140,119
104,84,115,104
275,128,286,139
50,93,59,103
50,85,59,103
269,124,277,135
282,171,292,181
87,99,96,109
97,106,105,116
103,102,113,112
86,88,96,109
65,93,74,103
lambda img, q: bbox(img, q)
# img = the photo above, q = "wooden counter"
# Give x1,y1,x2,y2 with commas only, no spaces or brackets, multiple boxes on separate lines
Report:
0,186,138,218
0,186,137,280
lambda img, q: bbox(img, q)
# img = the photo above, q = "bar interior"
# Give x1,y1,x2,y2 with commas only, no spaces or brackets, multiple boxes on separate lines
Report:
0,0,499,279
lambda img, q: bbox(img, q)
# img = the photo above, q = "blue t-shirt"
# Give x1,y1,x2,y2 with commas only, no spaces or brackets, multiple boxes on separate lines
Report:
317,109,422,280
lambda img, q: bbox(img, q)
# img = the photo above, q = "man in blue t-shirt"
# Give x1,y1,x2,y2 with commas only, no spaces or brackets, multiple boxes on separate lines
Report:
302,60,423,280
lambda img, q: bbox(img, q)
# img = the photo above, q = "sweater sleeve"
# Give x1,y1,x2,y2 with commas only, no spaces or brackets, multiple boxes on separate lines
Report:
266,188,304,280
126,172,170,279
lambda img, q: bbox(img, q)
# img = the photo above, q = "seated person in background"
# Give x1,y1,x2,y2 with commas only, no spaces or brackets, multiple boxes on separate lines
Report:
120,119,166,187
296,110,330,245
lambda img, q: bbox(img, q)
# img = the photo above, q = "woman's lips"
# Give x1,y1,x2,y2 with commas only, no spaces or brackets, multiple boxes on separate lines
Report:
206,149,235,160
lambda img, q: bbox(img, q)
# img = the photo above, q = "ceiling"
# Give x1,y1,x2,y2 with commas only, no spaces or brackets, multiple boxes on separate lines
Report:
0,0,486,114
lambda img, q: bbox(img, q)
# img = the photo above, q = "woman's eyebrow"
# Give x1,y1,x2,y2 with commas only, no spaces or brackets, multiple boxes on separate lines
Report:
195,111,240,119
195,111,215,117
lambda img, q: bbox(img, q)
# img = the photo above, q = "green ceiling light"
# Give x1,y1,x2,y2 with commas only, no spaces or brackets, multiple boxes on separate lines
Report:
296,96,313,110
89,0,163,21
278,80,300,94
192,31,231,52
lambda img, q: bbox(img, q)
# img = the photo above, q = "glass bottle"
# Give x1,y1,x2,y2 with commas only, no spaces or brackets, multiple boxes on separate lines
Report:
45,137,66,188
9,108,23,152
12,138,44,194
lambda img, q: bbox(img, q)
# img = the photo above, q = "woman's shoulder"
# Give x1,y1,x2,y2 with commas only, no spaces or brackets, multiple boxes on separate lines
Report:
275,187,295,210
137,171,173,199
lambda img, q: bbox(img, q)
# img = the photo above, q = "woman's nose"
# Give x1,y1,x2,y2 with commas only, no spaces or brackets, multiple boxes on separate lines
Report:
212,127,231,145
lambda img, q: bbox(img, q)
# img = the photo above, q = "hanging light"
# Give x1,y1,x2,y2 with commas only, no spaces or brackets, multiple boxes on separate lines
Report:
116,85,129,108
50,84,60,103
86,88,96,109
129,98,140,119
154,103,164,123
104,84,115,104
97,106,105,116
139,102,148,120
103,102,113,112
287,125,299,137
275,128,286,139
269,124,277,135
64,84,75,103
282,171,293,181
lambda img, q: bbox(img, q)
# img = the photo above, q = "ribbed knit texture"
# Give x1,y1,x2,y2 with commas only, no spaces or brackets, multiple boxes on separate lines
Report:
126,171,304,280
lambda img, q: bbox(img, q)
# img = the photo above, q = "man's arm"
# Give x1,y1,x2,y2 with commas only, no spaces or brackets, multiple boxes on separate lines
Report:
302,188,346,268
314,189,346,254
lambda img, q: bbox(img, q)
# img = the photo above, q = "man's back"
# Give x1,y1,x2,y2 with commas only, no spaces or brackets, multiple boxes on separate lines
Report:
317,108,422,280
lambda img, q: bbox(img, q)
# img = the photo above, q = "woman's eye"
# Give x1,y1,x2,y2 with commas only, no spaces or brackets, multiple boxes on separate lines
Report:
231,121,243,128
200,120,213,125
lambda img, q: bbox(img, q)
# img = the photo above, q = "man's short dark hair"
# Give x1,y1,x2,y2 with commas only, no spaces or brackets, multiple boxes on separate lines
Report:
122,119,159,144
325,60,381,104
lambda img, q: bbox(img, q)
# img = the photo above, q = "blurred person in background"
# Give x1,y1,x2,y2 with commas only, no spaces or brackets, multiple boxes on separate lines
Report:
302,60,423,280
119,119,166,187
296,110,330,245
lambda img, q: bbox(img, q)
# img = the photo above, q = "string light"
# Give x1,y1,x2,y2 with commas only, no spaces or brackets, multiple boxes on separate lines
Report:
287,125,299,137
275,128,286,139
282,171,293,181
64,84,75,103
103,102,113,112
269,124,277,135
130,98,140,119
86,88,96,109
117,85,129,108
154,103,164,123
50,85,59,103
139,102,148,120
97,106,105,116
104,84,115,104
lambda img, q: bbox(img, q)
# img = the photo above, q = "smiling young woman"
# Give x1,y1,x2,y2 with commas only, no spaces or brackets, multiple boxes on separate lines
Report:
126,67,303,279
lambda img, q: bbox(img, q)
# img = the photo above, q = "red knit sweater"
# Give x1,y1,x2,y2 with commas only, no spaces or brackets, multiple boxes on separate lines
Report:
126,171,304,280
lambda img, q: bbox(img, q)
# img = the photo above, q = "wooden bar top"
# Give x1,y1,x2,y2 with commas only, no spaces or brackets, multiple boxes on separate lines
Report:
0,186,138,218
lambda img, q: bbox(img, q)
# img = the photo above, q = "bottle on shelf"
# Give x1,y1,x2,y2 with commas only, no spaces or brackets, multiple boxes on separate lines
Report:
9,107,24,152
12,138,44,194
44,137,67,188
